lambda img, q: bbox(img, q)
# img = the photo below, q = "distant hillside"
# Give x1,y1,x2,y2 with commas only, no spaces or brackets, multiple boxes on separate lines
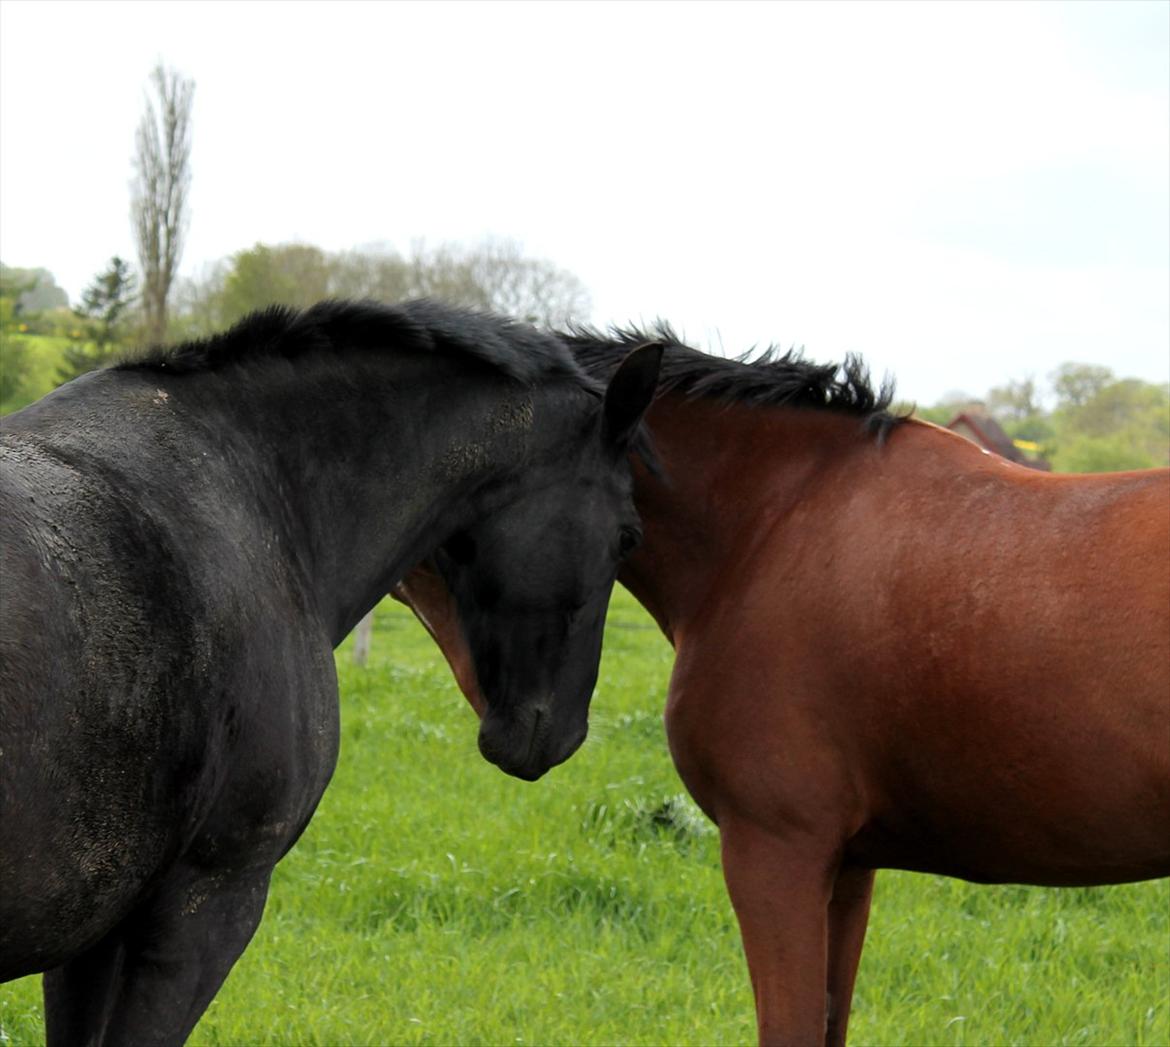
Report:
0,263,69,312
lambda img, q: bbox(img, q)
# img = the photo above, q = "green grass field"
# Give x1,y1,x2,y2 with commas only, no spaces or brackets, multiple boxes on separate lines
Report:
2,590,1166,1045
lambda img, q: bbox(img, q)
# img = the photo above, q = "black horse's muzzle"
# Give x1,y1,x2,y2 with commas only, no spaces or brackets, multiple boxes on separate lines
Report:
477,701,588,781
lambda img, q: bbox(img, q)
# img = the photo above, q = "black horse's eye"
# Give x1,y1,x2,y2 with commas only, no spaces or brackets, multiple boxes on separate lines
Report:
444,531,477,566
618,525,642,558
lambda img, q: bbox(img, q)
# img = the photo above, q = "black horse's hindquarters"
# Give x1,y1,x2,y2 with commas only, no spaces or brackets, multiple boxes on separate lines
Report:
1,371,349,985
0,300,661,1046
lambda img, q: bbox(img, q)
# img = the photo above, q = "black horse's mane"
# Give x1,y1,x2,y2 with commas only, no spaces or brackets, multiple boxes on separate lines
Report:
563,321,903,437
119,299,594,390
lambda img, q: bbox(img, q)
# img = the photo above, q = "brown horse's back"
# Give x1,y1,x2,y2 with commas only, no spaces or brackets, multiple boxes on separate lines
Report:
674,422,1170,886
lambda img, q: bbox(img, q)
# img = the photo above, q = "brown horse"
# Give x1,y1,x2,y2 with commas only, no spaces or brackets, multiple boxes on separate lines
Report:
395,331,1170,1047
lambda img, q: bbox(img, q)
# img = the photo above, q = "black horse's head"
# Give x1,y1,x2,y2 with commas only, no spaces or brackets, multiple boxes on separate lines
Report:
428,344,661,781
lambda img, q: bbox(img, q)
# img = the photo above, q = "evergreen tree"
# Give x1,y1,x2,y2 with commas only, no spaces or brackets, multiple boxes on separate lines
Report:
58,257,138,382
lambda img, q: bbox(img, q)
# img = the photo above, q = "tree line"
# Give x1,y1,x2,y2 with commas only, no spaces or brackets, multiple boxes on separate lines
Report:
914,366,1169,473
4,251,1165,475
0,237,590,409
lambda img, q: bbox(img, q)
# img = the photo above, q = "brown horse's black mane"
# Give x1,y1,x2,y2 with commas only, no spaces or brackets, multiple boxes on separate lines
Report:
118,298,595,390
564,322,904,438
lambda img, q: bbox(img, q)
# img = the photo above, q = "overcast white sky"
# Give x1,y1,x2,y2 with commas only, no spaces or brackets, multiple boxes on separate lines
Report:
1,0,1167,405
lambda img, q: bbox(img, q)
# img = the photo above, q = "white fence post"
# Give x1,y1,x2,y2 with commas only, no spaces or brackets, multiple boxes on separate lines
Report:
353,610,374,667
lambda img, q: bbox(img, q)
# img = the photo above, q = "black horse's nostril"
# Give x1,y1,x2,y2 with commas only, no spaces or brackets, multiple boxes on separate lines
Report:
524,703,550,766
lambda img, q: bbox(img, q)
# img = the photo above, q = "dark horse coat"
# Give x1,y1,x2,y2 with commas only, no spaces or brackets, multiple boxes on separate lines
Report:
0,299,661,1045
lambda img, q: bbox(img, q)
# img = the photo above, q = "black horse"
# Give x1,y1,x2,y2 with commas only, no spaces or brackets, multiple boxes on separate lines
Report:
0,299,662,1045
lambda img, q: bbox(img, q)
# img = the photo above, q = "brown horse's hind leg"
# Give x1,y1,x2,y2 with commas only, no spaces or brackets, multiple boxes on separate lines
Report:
720,819,836,1047
825,866,874,1047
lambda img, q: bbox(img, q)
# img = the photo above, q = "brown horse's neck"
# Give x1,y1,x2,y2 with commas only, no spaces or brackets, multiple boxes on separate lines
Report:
620,395,873,644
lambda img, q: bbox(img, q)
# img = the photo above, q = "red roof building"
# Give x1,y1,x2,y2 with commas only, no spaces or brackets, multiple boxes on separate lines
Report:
947,412,1051,470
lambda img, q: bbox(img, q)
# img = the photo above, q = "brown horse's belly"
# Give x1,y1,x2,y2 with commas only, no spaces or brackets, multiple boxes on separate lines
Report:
844,782,1170,887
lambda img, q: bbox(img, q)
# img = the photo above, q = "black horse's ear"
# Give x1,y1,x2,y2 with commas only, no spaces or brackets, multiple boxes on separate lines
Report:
602,342,664,450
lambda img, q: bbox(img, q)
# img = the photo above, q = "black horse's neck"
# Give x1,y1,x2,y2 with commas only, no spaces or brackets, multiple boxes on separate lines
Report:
165,350,586,645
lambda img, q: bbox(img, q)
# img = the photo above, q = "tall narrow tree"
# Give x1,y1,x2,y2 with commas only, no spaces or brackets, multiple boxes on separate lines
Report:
131,64,193,345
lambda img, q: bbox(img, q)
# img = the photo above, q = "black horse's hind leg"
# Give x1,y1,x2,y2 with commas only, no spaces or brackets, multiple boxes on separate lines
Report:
44,866,273,1046
44,933,127,1046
